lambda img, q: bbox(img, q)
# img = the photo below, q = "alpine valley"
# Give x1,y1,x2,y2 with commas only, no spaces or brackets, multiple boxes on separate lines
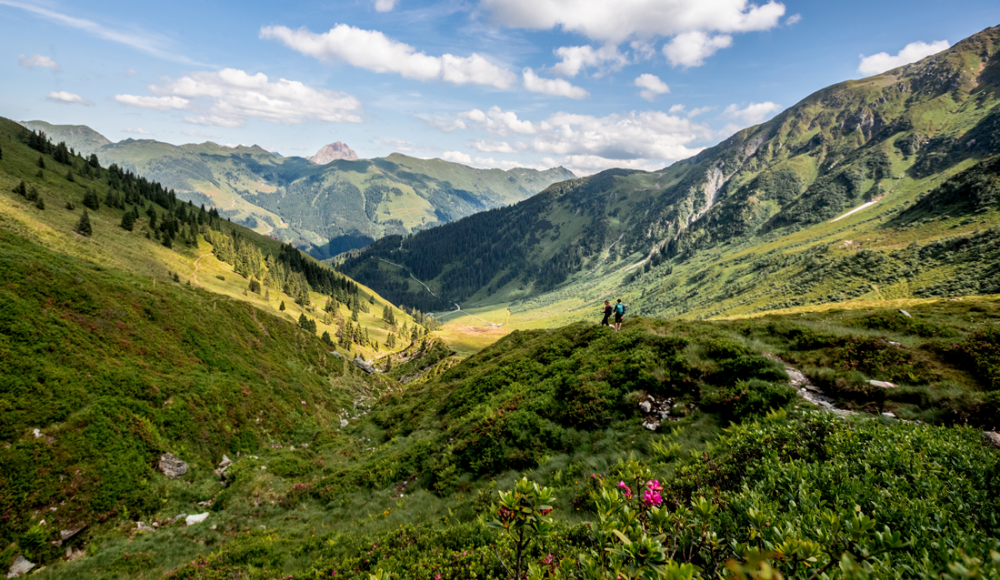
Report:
1,14,999,580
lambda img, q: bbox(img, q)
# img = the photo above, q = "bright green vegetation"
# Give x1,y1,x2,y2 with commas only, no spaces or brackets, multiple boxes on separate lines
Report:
342,25,1000,322
20,121,574,259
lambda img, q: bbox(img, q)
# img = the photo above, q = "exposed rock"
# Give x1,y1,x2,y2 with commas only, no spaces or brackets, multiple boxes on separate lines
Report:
352,357,374,374
868,380,898,389
984,431,1000,448
158,453,188,478
65,546,85,561
899,309,912,318
330,351,343,359
60,524,86,541
637,394,676,431
639,401,652,413
882,412,897,418
196,499,214,507
6,555,35,578
308,142,359,164
214,454,232,477
32,428,41,438
136,522,155,533
185,513,210,526
340,419,349,428
168,514,187,525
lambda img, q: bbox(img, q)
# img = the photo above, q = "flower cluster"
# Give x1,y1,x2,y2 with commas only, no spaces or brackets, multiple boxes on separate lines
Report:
642,480,663,507
617,481,633,499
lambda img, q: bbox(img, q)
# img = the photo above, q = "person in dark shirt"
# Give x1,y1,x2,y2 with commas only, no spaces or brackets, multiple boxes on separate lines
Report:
600,300,612,326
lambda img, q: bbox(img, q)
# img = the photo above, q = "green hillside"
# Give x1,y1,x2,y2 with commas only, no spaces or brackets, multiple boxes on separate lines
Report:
18,122,574,259
342,24,1000,320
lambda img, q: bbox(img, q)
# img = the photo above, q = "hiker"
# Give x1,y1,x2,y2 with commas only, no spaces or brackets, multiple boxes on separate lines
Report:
600,300,612,326
613,299,627,332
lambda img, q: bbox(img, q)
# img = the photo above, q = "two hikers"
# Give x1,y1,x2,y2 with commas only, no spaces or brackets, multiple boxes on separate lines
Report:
599,299,627,331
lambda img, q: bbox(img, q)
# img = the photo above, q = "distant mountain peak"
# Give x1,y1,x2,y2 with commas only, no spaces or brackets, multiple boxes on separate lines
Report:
309,142,358,164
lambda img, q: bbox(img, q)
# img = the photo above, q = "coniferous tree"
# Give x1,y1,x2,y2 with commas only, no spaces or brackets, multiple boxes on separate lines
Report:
279,301,286,312
322,331,334,347
65,201,75,210
66,170,74,182
12,180,26,196
120,210,135,231
35,196,45,210
88,154,99,168
162,233,173,249
26,187,39,202
37,156,45,169
82,189,100,210
75,210,92,237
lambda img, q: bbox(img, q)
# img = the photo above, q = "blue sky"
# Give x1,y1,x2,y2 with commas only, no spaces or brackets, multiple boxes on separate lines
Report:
1,0,998,175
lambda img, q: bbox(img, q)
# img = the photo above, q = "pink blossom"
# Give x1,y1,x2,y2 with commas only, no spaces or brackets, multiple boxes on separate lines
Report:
617,481,633,499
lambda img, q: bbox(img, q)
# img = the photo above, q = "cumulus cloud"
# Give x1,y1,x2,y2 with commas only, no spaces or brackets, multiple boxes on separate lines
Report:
469,140,517,153
857,40,950,76
442,151,473,164
18,54,58,69
634,73,670,101
663,31,732,67
114,94,190,110
523,68,589,99
374,0,396,12
723,101,782,125
123,127,151,134
459,106,537,135
550,44,628,77
260,24,517,90
115,68,362,127
480,0,785,43
47,91,92,105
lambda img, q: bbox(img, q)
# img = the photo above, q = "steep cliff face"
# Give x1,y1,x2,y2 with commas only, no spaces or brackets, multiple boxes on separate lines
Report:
309,141,359,164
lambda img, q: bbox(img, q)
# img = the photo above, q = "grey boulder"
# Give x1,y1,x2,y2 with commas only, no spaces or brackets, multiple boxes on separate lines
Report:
158,453,188,478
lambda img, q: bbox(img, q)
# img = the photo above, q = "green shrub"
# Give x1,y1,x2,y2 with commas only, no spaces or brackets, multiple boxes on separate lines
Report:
702,379,797,423
958,327,1000,390
849,311,950,337
838,336,917,381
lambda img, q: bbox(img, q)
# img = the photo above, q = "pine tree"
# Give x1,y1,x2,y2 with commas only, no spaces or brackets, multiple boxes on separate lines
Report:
83,189,100,211
75,210,92,237
12,180,26,196
25,186,38,202
120,211,135,231
88,154,99,168
66,170,74,182
37,156,45,169
279,301,286,312
322,331,334,347
298,313,310,330
173,273,180,283
35,196,45,210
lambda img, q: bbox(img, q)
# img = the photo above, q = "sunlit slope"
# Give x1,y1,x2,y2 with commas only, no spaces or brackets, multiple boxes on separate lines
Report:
342,24,1000,323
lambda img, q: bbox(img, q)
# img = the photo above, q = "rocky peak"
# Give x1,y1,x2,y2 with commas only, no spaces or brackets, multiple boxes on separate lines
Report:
309,142,359,164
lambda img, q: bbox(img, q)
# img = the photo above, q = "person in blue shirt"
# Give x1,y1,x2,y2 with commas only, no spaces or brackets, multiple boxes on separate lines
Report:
613,299,627,332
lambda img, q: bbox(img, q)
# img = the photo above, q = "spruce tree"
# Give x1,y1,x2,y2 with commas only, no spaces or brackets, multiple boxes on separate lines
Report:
120,210,135,231
83,189,100,210
35,196,45,210
279,301,286,312
37,156,45,169
13,180,26,196
26,187,39,202
298,313,309,329
75,210,92,237
66,170,74,182
322,331,334,347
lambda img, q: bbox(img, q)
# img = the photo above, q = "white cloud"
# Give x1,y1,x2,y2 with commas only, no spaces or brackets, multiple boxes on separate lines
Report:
786,13,801,25
634,73,670,101
544,154,663,174
523,68,589,99
124,69,138,76
418,115,468,132
480,0,785,43
374,0,396,12
260,24,517,90
18,54,58,69
857,40,950,76
442,151,473,164
114,94,190,110
687,105,712,117
123,127,151,135
663,31,732,67
117,68,362,127
47,91,92,105
182,130,219,139
723,101,782,125
469,139,516,153
459,106,537,135
550,44,628,77
374,137,415,152
0,0,200,65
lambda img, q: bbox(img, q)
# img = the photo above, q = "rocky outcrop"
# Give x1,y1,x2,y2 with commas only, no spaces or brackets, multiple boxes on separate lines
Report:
984,431,1000,448
6,556,35,578
158,453,188,478
185,513,210,526
352,357,374,374
309,142,359,164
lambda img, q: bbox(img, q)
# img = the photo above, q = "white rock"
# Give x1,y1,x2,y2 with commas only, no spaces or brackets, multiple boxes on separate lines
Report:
868,380,898,389
340,419,349,428
639,401,652,413
882,412,897,418
32,429,41,439
185,513,210,526
6,555,35,578
60,525,85,541
983,432,1000,448
136,522,155,533
899,309,911,318
218,455,232,470
158,453,188,478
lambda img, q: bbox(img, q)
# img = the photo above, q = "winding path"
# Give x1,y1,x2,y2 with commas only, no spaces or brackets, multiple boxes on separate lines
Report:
192,252,211,288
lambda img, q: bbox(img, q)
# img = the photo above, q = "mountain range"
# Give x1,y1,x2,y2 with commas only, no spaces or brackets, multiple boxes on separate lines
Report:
341,24,1000,320
19,120,575,259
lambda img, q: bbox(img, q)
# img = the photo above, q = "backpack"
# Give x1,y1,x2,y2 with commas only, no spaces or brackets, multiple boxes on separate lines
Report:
615,303,625,315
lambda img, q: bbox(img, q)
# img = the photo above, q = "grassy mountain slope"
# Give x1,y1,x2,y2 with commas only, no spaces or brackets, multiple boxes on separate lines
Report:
19,122,574,258
342,24,1000,321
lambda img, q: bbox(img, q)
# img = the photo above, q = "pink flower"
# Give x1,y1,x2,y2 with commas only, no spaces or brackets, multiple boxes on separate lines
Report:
436,575,441,580
540,508,552,515
617,481,633,499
